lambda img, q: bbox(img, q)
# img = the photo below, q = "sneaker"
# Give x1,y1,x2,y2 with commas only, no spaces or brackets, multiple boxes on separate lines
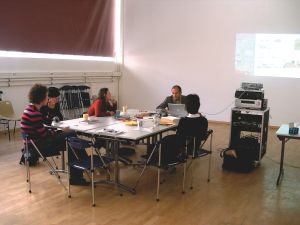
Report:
69,178,90,186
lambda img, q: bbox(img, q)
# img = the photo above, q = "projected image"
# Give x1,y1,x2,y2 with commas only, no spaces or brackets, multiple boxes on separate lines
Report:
235,34,300,78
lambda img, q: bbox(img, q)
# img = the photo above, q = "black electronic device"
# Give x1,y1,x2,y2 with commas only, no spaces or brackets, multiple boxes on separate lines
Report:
241,82,263,90
235,98,268,110
235,88,264,100
230,107,269,162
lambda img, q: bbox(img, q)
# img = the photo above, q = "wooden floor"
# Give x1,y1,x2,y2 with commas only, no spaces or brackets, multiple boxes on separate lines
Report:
0,122,300,225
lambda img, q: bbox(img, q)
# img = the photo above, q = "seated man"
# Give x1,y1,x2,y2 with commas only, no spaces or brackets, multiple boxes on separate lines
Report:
21,84,89,185
146,94,207,166
156,85,186,110
40,87,63,126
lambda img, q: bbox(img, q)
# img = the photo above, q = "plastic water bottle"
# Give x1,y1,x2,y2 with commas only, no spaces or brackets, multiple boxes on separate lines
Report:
154,114,160,127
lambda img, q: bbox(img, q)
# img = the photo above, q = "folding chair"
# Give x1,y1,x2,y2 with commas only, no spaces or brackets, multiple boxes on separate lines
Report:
187,129,213,189
134,134,187,201
66,136,114,207
22,133,67,193
78,85,91,113
0,100,21,141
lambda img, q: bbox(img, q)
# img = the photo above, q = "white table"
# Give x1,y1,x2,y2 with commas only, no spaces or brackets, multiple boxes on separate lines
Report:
276,124,300,185
55,116,177,194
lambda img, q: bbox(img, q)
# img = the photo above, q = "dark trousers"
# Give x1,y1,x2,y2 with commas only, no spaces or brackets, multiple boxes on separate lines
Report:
36,131,88,181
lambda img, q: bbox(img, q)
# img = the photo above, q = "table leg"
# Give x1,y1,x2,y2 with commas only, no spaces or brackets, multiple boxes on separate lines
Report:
276,138,285,185
112,139,136,194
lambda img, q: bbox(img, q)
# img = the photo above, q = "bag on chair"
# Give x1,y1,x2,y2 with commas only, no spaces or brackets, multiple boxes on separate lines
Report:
19,148,39,166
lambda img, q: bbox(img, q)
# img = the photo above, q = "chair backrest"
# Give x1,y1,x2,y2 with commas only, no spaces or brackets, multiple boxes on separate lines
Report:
186,129,213,156
0,100,16,118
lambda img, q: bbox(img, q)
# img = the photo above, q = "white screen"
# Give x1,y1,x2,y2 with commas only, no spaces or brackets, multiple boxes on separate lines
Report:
235,33,300,78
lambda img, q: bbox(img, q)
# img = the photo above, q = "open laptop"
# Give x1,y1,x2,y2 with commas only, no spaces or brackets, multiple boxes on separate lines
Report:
168,103,188,117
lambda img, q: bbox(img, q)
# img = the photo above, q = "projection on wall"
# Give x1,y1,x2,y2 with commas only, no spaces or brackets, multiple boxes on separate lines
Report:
235,33,300,78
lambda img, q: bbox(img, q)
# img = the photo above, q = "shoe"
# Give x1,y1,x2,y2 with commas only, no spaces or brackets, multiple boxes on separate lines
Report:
69,178,90,186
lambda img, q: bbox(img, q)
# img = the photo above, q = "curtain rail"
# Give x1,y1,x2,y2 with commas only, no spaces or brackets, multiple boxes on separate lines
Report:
0,72,121,87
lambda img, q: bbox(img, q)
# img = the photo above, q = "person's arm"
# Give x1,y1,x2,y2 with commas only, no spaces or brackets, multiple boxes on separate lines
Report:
22,108,52,139
199,116,208,140
54,103,63,121
94,99,102,117
107,100,117,113
156,96,170,109
95,99,113,117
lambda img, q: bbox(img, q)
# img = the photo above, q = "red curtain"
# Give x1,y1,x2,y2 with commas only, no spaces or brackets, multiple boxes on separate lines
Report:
0,0,115,57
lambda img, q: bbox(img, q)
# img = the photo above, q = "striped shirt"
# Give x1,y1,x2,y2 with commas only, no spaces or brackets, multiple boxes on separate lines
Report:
21,104,52,142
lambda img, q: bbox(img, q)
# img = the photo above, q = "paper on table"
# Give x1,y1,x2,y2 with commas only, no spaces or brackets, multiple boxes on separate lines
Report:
98,128,124,135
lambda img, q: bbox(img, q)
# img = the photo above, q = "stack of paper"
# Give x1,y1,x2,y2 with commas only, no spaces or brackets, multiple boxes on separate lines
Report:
160,116,180,125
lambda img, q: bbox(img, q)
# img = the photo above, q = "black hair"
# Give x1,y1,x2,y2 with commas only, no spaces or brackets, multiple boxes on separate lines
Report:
185,94,200,114
29,84,48,104
172,85,182,93
98,88,109,112
98,88,109,100
48,87,60,98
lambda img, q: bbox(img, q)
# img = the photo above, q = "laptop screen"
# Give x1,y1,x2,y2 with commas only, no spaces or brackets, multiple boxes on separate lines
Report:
168,103,188,117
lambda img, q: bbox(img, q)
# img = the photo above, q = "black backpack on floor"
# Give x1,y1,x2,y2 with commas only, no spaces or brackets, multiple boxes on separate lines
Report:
220,147,256,173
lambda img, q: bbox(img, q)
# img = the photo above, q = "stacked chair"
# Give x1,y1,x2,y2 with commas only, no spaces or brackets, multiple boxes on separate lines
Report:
59,85,91,119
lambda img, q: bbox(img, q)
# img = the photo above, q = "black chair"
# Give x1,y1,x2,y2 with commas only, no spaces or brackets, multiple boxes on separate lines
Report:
134,134,187,201
66,136,114,207
187,129,213,189
22,133,67,193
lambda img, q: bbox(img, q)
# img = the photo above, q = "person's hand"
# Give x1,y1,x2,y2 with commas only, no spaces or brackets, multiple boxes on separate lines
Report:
62,127,70,133
109,111,115,116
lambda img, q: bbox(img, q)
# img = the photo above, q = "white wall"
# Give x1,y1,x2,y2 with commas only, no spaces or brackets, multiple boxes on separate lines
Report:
0,57,119,130
121,0,300,126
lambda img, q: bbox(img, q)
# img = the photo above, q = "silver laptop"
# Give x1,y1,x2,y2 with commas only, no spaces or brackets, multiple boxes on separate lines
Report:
168,103,188,117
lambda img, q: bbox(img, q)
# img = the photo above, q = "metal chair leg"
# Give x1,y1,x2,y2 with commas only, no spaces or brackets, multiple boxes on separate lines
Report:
7,121,11,141
25,142,31,193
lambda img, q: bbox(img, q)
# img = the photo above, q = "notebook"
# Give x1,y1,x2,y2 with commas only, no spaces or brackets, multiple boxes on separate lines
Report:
168,103,188,117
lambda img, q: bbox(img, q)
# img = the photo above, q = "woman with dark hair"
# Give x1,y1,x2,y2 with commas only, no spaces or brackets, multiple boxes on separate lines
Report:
21,84,89,185
176,94,208,152
88,88,117,117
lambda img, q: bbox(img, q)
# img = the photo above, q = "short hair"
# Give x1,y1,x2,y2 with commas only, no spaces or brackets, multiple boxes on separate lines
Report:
98,88,109,100
172,85,182,93
185,94,200,114
28,84,48,104
48,87,60,98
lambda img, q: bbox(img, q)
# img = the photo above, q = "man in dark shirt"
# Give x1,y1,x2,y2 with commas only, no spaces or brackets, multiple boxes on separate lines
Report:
156,85,186,110
40,87,63,125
